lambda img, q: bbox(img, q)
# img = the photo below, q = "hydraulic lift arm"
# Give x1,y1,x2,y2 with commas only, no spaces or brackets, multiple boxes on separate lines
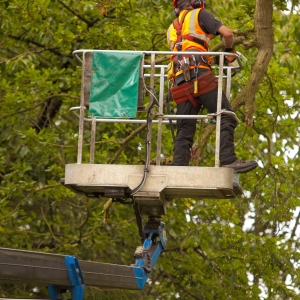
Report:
0,218,167,299
133,217,167,288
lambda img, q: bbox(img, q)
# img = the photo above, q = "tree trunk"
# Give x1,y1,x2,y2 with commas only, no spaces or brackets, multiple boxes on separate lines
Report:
232,0,274,126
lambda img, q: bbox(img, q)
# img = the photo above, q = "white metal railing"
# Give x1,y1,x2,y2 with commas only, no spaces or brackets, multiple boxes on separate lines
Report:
71,50,242,167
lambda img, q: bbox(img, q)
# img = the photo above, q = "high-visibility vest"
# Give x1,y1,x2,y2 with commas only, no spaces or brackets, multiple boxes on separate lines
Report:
167,9,215,75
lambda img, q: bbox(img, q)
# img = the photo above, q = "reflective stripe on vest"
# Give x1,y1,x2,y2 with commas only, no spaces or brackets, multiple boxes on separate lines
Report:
167,9,214,76
167,9,214,52
181,9,214,52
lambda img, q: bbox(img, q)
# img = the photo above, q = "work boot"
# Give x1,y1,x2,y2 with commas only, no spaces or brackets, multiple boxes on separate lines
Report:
222,159,258,173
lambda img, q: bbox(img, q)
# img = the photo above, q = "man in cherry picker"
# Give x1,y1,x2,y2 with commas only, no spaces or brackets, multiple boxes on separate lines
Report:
167,0,258,173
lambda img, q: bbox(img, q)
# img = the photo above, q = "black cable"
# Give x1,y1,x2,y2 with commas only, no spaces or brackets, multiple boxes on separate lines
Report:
131,87,157,195
133,202,145,242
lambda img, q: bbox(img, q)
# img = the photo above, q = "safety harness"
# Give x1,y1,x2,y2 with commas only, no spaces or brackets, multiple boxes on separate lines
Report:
172,10,209,52
170,71,218,109
170,10,217,110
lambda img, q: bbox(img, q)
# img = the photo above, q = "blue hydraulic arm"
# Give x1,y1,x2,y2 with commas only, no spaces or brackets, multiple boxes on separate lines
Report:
132,218,167,289
0,220,166,297
48,255,85,300
47,218,166,295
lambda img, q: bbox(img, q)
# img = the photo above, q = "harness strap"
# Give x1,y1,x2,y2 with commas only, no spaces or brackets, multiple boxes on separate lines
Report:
172,54,211,71
181,35,209,50
184,88,199,108
173,10,208,51
170,71,218,109
173,10,190,46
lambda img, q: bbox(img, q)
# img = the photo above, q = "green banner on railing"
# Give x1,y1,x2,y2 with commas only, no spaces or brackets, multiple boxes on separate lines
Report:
88,51,143,118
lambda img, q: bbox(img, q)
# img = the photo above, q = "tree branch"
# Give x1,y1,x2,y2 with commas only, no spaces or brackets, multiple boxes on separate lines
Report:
0,94,79,122
109,124,147,163
57,0,97,27
7,34,67,58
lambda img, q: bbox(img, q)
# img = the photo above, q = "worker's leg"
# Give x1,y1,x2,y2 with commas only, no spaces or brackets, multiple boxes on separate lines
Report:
196,88,238,166
173,101,198,166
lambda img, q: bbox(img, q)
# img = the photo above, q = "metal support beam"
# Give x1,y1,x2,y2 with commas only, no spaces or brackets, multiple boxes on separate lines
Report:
0,246,165,293
0,220,167,296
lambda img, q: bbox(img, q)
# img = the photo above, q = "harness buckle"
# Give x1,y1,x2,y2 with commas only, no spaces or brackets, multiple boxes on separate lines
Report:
181,57,191,81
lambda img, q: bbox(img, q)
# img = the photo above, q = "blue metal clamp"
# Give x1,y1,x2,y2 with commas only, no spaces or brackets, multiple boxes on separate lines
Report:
48,255,85,300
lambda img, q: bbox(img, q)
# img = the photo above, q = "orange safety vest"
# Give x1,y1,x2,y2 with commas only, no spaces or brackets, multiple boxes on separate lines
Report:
167,9,215,76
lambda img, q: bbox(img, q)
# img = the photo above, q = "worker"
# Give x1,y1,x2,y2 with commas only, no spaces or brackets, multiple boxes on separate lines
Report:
167,0,258,173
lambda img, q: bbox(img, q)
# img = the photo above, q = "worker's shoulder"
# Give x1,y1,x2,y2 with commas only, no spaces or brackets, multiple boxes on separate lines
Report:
198,8,218,20
198,8,223,32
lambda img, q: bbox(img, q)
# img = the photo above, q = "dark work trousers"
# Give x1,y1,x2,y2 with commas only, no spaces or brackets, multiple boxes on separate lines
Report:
173,70,238,166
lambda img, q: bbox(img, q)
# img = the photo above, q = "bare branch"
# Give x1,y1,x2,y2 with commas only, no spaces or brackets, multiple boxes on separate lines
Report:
109,123,147,163
7,34,67,57
0,94,79,121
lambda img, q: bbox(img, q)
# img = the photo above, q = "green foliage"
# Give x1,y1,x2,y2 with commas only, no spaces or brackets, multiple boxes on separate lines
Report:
1,0,300,299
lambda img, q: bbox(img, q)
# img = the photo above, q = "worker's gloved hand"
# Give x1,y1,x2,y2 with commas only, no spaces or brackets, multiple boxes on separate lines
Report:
223,47,238,64
212,48,237,65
